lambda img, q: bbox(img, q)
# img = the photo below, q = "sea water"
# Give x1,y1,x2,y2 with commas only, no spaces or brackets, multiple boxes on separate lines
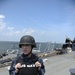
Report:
0,41,62,54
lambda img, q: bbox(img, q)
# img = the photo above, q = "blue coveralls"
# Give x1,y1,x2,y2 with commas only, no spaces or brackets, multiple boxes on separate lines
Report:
9,53,45,75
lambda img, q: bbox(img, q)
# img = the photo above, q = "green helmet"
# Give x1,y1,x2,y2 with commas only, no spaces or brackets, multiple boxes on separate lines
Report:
19,35,36,48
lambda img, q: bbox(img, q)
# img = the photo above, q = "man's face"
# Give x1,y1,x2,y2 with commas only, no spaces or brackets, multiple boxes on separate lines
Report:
21,44,32,55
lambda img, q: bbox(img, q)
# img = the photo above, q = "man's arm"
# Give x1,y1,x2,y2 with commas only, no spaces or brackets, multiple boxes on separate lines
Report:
9,58,17,75
38,57,45,75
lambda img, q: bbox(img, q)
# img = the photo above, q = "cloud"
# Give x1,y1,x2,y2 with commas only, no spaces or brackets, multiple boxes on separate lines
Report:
3,30,21,36
0,14,21,36
0,14,5,19
7,27,14,30
0,15,6,31
0,14,37,37
0,14,72,39
23,28,35,35
3,28,35,36
1,14,69,42
0,24,6,30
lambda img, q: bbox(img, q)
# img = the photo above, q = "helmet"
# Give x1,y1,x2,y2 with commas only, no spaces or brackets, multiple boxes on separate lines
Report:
65,38,72,43
19,35,36,48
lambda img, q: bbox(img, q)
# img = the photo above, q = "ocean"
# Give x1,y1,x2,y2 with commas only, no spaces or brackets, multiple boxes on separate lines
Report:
0,41,62,54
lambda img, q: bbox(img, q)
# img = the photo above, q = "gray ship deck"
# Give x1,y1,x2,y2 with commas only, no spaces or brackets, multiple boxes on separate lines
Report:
0,51,75,75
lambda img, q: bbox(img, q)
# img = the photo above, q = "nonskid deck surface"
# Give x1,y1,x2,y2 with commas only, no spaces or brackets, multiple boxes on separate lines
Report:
44,51,75,75
0,51,75,75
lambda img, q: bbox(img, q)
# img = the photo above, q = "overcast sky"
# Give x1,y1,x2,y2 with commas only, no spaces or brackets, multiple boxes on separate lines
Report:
0,0,75,43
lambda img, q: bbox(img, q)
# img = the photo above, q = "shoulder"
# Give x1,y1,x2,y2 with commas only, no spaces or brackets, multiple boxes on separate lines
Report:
11,54,22,63
32,53,43,63
38,57,43,63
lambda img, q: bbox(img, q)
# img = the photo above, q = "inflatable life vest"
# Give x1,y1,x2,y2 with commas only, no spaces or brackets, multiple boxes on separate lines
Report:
16,54,39,75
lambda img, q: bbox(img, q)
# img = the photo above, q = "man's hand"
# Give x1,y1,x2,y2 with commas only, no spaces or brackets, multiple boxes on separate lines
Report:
35,61,41,70
15,63,21,73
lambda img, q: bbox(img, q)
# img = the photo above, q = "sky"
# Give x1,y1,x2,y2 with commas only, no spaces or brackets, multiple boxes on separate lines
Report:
0,0,75,43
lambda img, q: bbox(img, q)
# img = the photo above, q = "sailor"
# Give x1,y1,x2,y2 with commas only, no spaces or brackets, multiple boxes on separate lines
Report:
72,37,75,51
9,35,45,75
65,38,72,44
72,37,75,43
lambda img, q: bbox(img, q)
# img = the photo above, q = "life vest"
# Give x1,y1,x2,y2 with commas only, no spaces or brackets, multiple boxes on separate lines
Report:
16,54,39,75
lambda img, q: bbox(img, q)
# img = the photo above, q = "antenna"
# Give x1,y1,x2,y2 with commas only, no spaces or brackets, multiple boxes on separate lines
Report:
65,35,68,38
